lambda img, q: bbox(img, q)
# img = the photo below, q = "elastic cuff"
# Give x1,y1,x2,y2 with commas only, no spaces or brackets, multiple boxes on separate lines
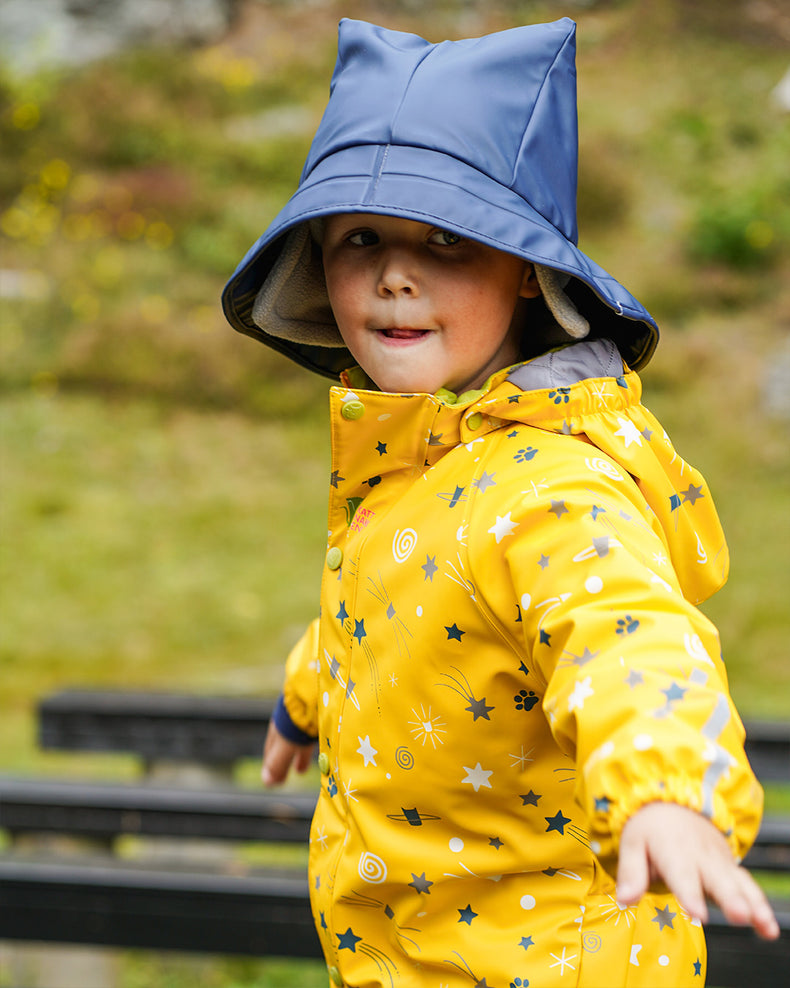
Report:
273,694,319,745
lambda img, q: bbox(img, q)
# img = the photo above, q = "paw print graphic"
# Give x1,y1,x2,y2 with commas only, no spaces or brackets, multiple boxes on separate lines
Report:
327,776,338,797
514,447,538,463
510,979,530,987
616,615,640,636
514,689,539,712
548,388,571,404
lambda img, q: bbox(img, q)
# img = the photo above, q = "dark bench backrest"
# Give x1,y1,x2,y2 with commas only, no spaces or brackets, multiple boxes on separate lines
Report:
38,691,276,765
38,690,789,779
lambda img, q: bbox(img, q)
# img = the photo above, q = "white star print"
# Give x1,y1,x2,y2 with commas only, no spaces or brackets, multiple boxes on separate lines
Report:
342,779,359,802
521,478,549,498
509,745,535,769
462,762,493,792
356,735,378,766
590,381,611,405
488,512,519,543
613,416,643,448
567,676,594,711
549,947,577,975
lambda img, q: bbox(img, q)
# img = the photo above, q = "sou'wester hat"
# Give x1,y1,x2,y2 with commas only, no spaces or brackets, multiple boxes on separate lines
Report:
221,17,659,379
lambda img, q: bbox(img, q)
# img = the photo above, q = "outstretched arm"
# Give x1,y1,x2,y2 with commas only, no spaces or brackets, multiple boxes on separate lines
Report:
617,802,779,940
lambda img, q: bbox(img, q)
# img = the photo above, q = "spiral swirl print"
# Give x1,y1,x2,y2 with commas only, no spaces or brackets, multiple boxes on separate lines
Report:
392,528,418,563
395,746,414,770
582,932,602,953
358,851,387,884
585,457,624,481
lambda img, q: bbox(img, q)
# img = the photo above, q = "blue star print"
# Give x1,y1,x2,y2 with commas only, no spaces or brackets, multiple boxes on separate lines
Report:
337,927,362,951
458,904,478,925
545,810,571,834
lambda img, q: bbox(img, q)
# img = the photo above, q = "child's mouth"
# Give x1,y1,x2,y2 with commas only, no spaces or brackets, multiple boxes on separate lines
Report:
380,328,430,340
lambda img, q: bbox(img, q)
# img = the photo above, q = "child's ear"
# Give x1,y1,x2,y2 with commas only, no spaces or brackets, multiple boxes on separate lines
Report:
519,263,542,299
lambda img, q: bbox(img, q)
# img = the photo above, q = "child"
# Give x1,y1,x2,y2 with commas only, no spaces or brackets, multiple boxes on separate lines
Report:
222,17,778,987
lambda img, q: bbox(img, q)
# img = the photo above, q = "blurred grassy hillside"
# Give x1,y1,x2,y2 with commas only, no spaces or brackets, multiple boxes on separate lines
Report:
1,0,789,783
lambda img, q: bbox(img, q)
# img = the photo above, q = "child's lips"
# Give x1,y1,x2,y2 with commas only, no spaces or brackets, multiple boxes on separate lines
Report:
379,327,431,341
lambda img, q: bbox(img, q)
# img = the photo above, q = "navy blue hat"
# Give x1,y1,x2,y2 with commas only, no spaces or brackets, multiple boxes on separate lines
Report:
222,17,658,376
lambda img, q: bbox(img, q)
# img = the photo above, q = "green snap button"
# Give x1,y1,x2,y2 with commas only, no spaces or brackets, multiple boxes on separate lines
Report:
467,412,483,431
318,752,330,775
328,966,343,986
341,399,365,420
326,546,343,570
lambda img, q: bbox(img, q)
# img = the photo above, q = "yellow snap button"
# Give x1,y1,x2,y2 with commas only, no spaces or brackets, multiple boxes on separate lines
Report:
467,412,483,431
326,546,343,570
341,400,365,420
328,966,343,986
318,752,330,775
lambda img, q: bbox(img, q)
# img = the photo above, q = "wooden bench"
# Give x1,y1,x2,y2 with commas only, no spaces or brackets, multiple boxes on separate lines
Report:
0,689,787,984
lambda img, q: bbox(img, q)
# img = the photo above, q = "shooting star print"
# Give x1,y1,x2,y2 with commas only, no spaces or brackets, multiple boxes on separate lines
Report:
438,666,494,721
366,572,413,658
323,648,360,711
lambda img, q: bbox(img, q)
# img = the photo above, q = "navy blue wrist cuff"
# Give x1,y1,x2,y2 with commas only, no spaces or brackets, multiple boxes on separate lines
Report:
273,694,318,745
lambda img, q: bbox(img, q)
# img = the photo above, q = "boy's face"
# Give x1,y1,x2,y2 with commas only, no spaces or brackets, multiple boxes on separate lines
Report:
321,214,539,395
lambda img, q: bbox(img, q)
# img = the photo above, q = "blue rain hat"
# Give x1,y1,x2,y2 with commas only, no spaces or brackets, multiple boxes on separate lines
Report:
221,17,659,376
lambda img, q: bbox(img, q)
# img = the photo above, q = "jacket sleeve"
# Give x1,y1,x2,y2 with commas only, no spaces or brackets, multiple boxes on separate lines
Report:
474,443,763,879
278,617,321,742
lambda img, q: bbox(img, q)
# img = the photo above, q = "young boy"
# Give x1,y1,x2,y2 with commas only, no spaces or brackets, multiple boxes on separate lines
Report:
222,17,778,986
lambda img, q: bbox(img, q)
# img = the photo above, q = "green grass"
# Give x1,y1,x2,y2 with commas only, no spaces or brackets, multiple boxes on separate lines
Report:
0,389,329,774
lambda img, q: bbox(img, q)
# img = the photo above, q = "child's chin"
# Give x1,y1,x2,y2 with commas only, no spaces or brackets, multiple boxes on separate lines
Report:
373,374,442,395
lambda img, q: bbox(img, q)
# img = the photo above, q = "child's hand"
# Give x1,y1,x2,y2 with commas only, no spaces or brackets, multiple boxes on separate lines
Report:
617,802,779,940
261,720,314,787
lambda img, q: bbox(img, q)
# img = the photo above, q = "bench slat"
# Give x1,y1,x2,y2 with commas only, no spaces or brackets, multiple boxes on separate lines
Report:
37,691,276,765
0,860,786,982
0,859,322,959
36,692,790,782
0,776,315,843
2,777,787,867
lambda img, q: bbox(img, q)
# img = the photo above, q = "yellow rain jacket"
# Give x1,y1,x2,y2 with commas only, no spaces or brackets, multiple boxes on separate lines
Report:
280,339,762,987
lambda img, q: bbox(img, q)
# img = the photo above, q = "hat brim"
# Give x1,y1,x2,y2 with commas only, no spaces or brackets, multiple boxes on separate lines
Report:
222,143,658,375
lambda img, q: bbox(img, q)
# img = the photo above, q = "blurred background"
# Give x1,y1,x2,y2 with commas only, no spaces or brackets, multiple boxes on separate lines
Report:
0,0,788,982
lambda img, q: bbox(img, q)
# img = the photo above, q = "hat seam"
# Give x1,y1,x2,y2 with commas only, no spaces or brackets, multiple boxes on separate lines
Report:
364,145,390,205
510,22,576,222
389,42,437,139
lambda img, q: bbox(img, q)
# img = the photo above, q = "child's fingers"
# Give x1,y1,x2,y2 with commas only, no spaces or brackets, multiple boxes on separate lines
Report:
293,743,315,774
261,725,295,786
615,824,651,905
618,803,780,940
655,852,708,923
702,861,781,940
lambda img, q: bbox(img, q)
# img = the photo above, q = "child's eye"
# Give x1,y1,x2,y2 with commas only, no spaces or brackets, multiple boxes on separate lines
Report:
347,230,380,247
429,229,463,246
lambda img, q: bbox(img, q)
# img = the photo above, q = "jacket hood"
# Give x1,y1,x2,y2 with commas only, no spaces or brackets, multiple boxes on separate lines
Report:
222,18,659,378
338,339,727,605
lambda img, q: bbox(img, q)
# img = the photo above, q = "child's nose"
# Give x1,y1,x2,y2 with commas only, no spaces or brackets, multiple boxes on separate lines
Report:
377,249,420,297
